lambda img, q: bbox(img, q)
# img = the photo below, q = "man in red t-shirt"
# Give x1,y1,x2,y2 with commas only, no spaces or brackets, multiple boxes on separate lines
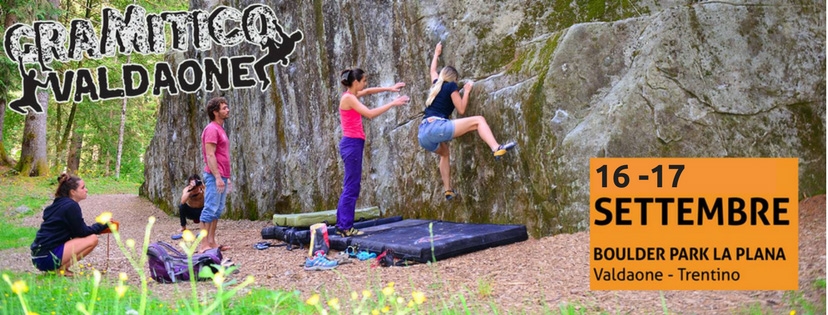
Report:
199,97,231,253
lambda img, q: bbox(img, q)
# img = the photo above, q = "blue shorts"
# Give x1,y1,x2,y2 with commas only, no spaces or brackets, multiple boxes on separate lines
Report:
417,117,455,152
200,173,228,223
31,244,65,272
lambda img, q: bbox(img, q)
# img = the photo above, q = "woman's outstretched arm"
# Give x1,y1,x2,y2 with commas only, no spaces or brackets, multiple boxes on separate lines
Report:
341,94,410,119
430,42,442,81
356,82,406,97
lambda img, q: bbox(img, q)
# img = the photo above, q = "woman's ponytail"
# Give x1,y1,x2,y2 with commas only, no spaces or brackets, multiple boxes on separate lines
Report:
55,173,81,198
340,68,366,87
425,67,458,106
425,76,444,106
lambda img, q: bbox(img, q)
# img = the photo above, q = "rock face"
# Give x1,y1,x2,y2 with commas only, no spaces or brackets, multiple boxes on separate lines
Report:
141,1,825,237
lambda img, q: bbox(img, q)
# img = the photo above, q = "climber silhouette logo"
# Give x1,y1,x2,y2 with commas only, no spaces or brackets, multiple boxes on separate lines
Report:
253,18,304,91
3,3,304,115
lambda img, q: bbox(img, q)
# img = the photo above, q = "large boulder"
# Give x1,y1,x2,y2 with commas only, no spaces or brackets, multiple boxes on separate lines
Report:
141,1,825,237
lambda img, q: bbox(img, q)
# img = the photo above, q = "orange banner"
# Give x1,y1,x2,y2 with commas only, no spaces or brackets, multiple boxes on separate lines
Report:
589,158,798,290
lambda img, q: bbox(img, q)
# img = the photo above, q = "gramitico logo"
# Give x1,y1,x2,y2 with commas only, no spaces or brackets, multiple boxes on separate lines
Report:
3,4,303,115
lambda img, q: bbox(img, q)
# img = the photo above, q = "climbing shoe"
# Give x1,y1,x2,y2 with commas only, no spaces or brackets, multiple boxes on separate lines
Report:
445,189,456,201
493,141,517,160
336,227,364,237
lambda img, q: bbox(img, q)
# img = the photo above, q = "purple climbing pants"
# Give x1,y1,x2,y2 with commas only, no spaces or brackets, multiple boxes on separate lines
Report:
336,137,365,231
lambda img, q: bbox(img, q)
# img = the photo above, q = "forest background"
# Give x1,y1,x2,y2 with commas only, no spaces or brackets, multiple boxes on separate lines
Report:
0,0,178,183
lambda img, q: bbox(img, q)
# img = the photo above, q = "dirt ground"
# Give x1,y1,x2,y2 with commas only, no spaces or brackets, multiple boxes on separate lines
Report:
3,194,825,314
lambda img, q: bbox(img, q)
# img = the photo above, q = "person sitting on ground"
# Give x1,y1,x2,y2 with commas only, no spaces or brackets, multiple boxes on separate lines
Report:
173,174,205,240
418,42,516,201
30,174,112,276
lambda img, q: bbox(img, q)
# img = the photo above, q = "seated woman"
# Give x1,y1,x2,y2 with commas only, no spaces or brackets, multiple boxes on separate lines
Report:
173,174,205,239
30,174,108,276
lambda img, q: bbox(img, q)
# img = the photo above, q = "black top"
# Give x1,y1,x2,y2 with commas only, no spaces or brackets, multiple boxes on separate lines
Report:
30,197,105,256
423,80,459,119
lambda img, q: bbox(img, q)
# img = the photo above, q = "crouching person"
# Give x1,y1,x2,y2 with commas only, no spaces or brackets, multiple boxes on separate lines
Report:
30,174,109,276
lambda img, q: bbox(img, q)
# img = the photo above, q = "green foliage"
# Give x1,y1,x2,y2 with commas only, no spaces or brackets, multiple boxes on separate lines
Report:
559,302,587,315
83,176,142,195
0,173,53,215
2,0,169,180
0,271,172,315
226,289,315,314
0,222,36,250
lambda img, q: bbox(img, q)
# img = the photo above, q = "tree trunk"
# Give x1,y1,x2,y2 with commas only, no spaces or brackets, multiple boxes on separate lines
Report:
55,102,77,172
0,99,15,166
55,0,86,172
66,128,83,175
115,55,131,179
15,93,49,176
1,0,18,167
15,0,58,177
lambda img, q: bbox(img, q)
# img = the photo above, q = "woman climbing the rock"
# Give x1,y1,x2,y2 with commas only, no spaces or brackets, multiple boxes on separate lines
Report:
335,69,409,237
418,42,516,201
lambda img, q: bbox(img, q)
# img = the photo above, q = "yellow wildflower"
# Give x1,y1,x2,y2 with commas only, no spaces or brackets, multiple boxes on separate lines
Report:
306,294,320,306
351,291,359,301
362,290,372,298
119,272,128,282
382,286,394,296
412,291,426,305
381,305,390,313
11,280,28,294
327,298,340,310
396,297,405,304
387,282,395,288
182,230,195,242
407,300,414,308
212,273,225,287
116,285,128,298
95,212,112,224
371,310,379,315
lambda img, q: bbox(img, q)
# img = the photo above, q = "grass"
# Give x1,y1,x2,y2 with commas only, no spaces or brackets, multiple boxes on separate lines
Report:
0,270,172,314
0,172,141,251
0,173,825,314
0,224,36,250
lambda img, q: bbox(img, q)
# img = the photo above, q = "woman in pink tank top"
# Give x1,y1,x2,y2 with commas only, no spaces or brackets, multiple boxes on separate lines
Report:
335,68,409,237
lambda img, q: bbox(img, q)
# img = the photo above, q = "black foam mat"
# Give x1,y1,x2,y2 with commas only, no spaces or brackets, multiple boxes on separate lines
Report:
336,220,528,263
261,216,404,245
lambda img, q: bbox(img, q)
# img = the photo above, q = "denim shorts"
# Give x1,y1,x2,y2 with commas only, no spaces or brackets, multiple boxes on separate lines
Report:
200,173,228,223
31,243,64,271
417,117,455,152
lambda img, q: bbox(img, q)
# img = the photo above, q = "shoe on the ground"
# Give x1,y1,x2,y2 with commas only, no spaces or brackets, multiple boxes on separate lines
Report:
336,227,364,237
445,189,456,201
171,233,183,240
304,254,338,271
493,141,517,159
356,251,377,261
333,252,353,264
254,242,271,250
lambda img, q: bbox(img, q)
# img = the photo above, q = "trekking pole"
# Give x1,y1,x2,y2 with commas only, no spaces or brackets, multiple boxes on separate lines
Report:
104,233,110,272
